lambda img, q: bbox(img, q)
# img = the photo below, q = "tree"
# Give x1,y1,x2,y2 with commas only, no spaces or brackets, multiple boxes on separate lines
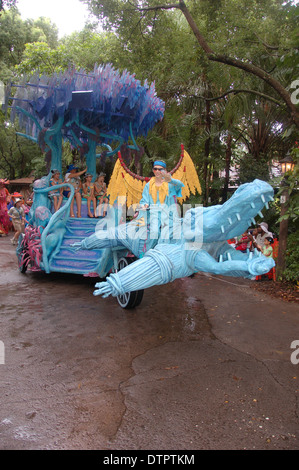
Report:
81,0,299,129
79,0,298,209
0,111,43,179
15,27,121,76
0,0,16,11
61,28,120,72
0,9,33,79
0,9,59,81
15,42,72,75
0,8,61,178
26,17,59,49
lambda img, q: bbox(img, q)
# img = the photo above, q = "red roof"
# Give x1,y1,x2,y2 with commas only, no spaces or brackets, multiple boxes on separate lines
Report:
9,177,35,185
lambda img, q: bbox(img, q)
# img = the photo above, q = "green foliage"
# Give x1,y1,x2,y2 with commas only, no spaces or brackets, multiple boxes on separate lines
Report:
28,17,59,49
14,28,121,75
283,231,299,283
0,0,17,10
0,112,43,179
29,155,47,179
0,9,33,77
276,148,299,225
284,149,299,224
61,29,120,71
15,42,72,75
237,154,271,184
0,9,59,81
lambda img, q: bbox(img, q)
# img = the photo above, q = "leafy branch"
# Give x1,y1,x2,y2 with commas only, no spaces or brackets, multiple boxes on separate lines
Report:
136,0,299,129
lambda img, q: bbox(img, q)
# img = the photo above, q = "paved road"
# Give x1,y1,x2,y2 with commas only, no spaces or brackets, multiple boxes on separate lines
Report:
0,234,298,450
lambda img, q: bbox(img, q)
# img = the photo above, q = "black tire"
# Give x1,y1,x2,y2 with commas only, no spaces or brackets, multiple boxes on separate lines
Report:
17,234,30,274
19,257,29,274
117,256,144,309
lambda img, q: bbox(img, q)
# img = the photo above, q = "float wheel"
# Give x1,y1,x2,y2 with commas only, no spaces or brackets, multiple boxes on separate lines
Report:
116,256,144,309
17,234,30,274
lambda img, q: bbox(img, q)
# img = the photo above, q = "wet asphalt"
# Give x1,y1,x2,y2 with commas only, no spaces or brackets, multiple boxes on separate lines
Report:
0,234,298,451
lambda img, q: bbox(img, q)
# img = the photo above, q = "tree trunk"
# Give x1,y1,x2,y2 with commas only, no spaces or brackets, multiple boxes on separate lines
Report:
222,133,232,202
276,184,289,279
203,100,211,205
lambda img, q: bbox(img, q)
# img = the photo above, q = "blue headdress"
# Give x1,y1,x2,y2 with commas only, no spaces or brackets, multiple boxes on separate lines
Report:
67,164,78,171
153,160,166,168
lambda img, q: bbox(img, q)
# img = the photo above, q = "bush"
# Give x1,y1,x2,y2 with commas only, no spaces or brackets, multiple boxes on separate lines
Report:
283,231,299,283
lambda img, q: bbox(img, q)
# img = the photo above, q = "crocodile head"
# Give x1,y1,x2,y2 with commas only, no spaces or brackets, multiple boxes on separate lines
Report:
183,179,274,243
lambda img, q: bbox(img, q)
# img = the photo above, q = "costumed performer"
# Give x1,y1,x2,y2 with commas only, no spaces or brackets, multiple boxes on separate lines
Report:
82,173,97,218
49,169,63,212
136,159,185,243
139,159,184,209
72,159,185,261
0,178,11,236
94,172,109,217
64,165,87,218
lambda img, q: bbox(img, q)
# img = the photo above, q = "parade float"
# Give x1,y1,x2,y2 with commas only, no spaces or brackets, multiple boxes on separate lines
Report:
4,64,274,308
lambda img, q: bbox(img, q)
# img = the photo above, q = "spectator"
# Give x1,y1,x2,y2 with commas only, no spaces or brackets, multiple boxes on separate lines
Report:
235,230,252,253
259,236,274,258
252,222,272,250
8,198,26,245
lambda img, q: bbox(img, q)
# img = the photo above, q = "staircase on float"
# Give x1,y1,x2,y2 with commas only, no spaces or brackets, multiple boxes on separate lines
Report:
48,216,104,275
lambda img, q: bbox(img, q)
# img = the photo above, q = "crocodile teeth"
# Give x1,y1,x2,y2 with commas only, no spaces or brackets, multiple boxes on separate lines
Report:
261,194,266,203
269,196,274,201
227,252,232,261
251,217,256,224
236,213,241,221
251,202,255,208
258,211,263,218
219,254,223,263
265,202,269,209
249,252,253,259
228,217,232,225
221,225,225,233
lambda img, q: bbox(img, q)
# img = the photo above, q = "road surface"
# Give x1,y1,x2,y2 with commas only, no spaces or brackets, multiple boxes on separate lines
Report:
0,234,298,450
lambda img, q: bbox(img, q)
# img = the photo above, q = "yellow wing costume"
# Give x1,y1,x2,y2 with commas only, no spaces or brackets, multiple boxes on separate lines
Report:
107,144,201,207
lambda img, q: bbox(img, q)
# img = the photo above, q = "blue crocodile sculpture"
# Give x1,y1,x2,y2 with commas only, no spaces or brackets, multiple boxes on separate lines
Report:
73,179,275,298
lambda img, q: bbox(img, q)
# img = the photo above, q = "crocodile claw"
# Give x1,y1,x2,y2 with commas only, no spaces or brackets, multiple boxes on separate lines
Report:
247,256,275,276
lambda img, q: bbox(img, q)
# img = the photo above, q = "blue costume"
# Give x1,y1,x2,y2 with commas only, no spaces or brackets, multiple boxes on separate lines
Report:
139,160,184,208
76,162,185,259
